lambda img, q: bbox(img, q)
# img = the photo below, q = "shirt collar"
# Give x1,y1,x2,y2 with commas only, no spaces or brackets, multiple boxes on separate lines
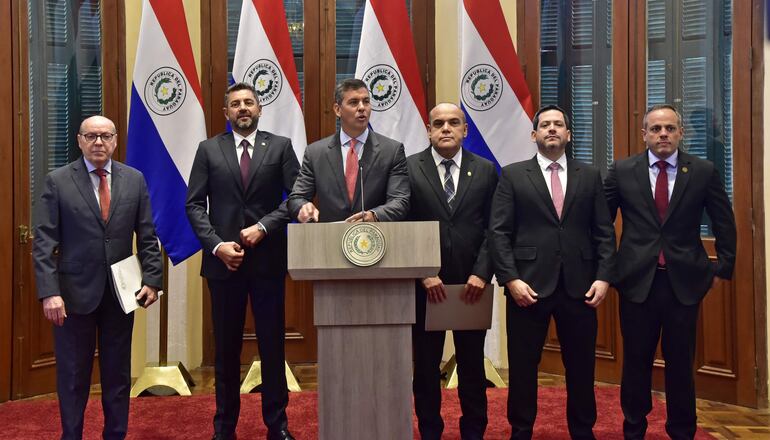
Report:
84,157,112,174
536,151,567,171
233,129,258,148
340,128,369,147
647,149,678,169
431,146,462,168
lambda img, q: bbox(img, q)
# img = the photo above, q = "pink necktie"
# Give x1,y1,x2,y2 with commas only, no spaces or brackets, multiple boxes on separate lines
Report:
345,139,359,204
548,162,564,219
654,160,669,265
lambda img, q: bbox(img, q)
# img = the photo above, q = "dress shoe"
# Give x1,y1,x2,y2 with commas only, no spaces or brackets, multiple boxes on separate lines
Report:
267,429,295,440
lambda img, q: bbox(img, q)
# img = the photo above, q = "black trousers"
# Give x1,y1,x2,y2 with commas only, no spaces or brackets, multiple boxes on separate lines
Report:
412,285,488,440
54,284,134,440
620,268,700,440
506,278,597,440
207,274,289,436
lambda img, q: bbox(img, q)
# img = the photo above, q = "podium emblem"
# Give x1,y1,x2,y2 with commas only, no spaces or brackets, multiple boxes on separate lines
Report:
342,223,387,267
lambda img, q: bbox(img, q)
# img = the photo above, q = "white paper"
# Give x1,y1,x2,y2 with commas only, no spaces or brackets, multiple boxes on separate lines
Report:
110,254,163,314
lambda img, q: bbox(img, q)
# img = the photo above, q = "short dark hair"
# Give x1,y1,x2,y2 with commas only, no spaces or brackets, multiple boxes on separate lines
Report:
224,82,259,107
532,105,570,131
334,78,368,104
642,104,683,128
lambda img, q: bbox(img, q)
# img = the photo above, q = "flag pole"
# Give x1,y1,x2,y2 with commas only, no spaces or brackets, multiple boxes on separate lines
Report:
130,249,195,396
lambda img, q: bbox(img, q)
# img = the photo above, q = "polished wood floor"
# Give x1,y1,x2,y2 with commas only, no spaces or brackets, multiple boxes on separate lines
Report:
26,363,770,439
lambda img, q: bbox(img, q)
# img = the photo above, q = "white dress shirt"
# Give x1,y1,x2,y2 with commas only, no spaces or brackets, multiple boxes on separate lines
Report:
647,149,678,201
431,147,463,193
340,128,368,171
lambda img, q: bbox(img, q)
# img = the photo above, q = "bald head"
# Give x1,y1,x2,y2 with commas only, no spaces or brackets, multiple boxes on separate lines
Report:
427,102,467,159
77,115,118,168
428,102,465,125
79,115,116,134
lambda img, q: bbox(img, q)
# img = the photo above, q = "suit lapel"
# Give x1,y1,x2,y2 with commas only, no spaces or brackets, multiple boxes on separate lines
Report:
324,132,349,208
218,133,244,193
633,153,660,223
417,147,452,215
524,156,559,220
664,151,691,224
244,131,269,194
452,149,476,215
106,162,123,224
70,159,105,227
560,159,580,220
358,131,380,186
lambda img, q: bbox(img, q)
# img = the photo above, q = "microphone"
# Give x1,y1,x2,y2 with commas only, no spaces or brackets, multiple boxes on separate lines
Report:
359,165,366,219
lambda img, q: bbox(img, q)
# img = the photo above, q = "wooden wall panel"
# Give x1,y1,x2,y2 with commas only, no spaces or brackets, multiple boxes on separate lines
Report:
0,0,14,403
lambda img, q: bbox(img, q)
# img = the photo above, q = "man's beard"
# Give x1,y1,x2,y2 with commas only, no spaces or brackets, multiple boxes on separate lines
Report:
234,116,257,130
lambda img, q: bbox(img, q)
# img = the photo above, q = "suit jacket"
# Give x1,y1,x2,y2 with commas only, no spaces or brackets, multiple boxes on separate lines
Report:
186,130,300,280
407,147,498,284
287,130,410,222
33,158,163,315
604,149,736,305
490,156,616,299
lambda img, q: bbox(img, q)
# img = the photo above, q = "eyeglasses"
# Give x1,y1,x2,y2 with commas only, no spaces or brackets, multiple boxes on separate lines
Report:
79,132,116,143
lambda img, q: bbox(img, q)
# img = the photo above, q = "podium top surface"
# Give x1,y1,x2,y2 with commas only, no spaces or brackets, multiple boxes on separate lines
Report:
288,221,440,280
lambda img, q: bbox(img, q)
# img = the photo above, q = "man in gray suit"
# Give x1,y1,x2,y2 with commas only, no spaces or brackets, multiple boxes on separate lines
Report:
288,78,409,223
33,115,163,440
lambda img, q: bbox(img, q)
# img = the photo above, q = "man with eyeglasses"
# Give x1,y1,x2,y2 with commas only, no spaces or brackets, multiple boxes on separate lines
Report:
604,104,736,439
33,115,163,440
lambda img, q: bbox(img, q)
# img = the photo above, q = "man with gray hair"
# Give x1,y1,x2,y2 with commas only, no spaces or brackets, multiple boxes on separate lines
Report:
33,115,163,440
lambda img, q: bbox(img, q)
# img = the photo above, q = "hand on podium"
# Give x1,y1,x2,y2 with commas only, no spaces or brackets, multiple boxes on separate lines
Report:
297,202,320,223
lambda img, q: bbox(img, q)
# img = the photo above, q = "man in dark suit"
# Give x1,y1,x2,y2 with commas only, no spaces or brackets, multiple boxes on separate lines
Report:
407,103,498,440
490,105,616,440
604,104,736,440
287,78,409,223
33,115,163,440
186,82,300,440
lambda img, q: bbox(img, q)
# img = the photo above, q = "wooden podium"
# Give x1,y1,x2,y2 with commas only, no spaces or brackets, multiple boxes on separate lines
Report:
288,221,439,439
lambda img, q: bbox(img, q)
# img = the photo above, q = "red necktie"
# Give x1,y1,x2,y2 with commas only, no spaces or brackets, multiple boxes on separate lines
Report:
548,162,564,219
654,160,669,265
345,139,359,204
94,168,110,221
239,139,250,191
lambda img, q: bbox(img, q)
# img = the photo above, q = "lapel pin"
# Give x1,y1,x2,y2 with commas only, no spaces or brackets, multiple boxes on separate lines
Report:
467,171,472,176
261,142,266,147
681,166,688,173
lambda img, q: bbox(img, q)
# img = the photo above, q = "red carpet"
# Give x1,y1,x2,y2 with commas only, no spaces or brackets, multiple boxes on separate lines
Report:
0,386,714,439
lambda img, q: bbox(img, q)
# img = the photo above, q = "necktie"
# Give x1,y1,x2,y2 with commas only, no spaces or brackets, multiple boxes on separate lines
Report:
239,139,250,191
441,159,456,209
548,162,564,218
94,168,110,222
654,160,669,265
345,138,359,204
